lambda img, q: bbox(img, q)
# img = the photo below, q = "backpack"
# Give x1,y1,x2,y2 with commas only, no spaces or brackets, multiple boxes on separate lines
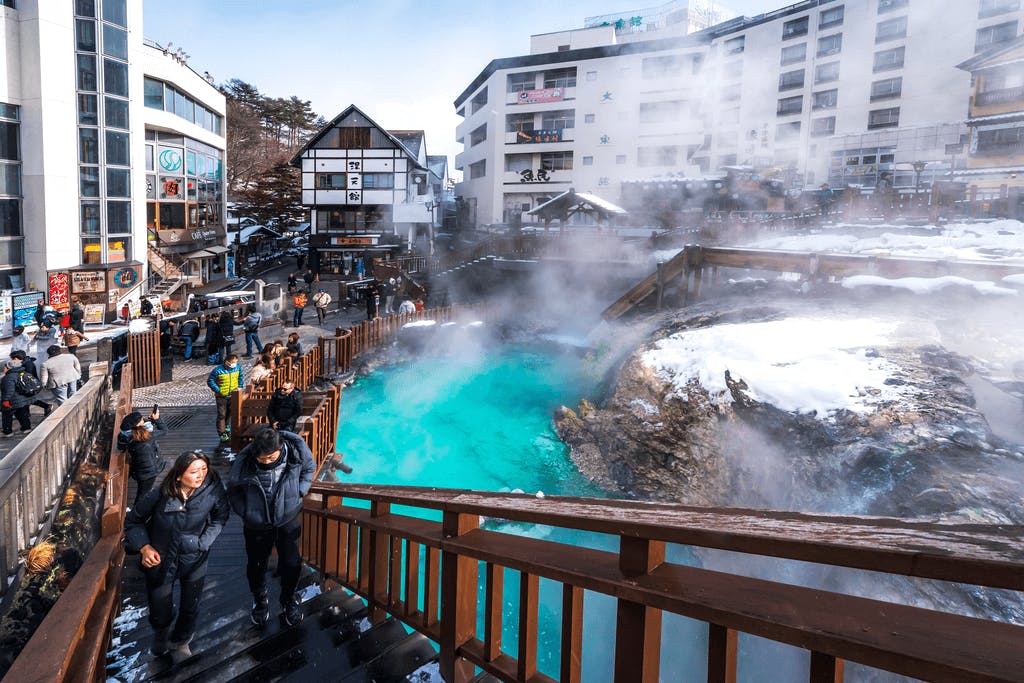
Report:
14,370,42,397
244,312,261,332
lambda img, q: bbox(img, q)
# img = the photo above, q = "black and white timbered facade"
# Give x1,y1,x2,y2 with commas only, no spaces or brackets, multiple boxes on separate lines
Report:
291,105,437,277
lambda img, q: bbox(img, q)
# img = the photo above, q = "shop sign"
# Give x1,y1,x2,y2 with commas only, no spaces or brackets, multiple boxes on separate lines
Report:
71,270,106,293
330,236,377,246
47,272,70,311
158,227,223,245
110,266,141,290
83,303,105,325
516,88,564,104
515,129,563,144
158,147,183,173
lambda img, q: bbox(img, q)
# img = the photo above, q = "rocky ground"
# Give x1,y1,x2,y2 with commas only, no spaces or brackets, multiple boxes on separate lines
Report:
556,279,1024,525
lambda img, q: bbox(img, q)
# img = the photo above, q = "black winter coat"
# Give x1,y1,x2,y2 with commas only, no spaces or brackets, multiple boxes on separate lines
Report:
1,367,34,410
228,430,315,530
204,319,222,350
218,316,236,341
124,470,230,580
267,388,303,427
117,418,167,483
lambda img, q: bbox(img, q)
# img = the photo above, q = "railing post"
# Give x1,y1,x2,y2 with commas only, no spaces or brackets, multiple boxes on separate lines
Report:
809,652,844,683
614,536,665,683
707,624,738,683
440,510,479,683
369,500,391,623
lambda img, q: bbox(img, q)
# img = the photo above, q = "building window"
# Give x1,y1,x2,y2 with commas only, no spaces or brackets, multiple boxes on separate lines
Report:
79,128,99,164
820,5,844,28
0,103,22,284
2,0,16,7
779,69,805,91
777,95,803,115
74,0,94,16
817,33,843,56
76,19,96,51
80,166,100,196
637,146,680,166
77,54,97,91
540,151,573,170
812,89,839,109
976,21,1018,51
724,36,745,54
468,160,486,179
106,131,129,165
876,16,908,42
870,77,903,100
878,0,908,12
504,154,531,173
642,55,686,78
315,173,346,189
783,16,809,39
781,43,807,65
616,155,627,164
639,100,685,123
469,124,487,147
102,24,127,60
584,113,595,124
815,61,840,83
976,126,1024,153
868,107,900,129
361,173,394,189
776,121,801,141
470,88,488,115
582,156,594,166
102,0,126,27
506,113,534,133
507,72,536,93
543,68,576,88
812,116,836,136
541,109,575,129
873,46,905,72
103,58,128,97
144,77,163,109
144,77,223,135
980,0,1020,18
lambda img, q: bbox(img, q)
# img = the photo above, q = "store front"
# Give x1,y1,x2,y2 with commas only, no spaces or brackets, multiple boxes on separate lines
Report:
309,234,400,278
46,263,143,323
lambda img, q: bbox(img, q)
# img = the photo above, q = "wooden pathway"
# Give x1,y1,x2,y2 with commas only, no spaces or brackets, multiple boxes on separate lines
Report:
105,407,438,683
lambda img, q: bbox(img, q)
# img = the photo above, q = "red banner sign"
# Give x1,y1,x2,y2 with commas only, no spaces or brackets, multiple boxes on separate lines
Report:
47,272,70,311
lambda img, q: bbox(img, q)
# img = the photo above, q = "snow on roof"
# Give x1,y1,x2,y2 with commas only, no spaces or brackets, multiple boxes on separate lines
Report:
641,317,912,418
239,224,281,242
954,165,1024,175
841,275,1018,296
965,112,1024,124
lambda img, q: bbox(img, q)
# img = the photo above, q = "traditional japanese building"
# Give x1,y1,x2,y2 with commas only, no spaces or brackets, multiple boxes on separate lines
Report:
290,105,441,278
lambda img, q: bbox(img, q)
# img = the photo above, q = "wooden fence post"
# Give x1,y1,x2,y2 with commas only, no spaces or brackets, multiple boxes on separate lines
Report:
440,511,479,683
614,536,665,683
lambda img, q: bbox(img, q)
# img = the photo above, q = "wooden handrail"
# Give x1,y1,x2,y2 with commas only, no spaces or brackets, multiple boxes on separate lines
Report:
301,483,1024,683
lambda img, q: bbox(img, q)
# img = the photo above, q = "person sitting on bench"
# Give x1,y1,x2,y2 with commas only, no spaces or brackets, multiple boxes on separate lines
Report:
267,380,302,433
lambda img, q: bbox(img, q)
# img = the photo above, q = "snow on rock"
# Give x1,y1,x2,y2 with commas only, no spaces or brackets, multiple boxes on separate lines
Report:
641,317,911,417
403,320,437,328
842,275,1018,296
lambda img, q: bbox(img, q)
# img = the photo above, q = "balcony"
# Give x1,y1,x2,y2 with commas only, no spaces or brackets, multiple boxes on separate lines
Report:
976,86,1024,107
505,128,575,144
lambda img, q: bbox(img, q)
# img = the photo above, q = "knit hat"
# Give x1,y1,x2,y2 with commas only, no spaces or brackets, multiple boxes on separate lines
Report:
120,411,144,432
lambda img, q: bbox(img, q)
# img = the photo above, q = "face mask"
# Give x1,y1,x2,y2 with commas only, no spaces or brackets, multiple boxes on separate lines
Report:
226,363,237,369
143,421,154,432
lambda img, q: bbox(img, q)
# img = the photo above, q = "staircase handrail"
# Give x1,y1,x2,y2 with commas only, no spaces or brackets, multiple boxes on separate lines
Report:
301,482,1024,683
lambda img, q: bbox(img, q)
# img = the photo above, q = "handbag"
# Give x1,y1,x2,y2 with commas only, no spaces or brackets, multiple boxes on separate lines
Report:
222,334,235,344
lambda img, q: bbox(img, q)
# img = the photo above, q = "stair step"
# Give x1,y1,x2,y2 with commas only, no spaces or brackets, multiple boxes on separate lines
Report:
337,630,438,683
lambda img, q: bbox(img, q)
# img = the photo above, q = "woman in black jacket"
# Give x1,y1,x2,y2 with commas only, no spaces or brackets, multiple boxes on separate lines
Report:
125,451,229,661
203,314,222,364
218,312,236,360
117,409,166,506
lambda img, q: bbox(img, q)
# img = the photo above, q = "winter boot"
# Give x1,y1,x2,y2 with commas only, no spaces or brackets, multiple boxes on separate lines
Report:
150,626,171,656
251,591,270,626
169,636,192,665
282,593,303,627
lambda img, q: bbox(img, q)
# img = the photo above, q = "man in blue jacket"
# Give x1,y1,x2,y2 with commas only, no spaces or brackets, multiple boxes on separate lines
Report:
227,426,315,627
207,353,242,452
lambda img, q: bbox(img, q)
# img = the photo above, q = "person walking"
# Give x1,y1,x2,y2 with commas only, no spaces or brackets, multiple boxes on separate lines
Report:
207,353,242,452
364,281,380,321
311,288,331,325
1,358,39,436
68,300,85,333
242,306,263,357
381,278,395,315
302,268,317,290
9,350,52,417
267,380,302,433
63,326,88,356
397,297,416,315
10,326,31,355
204,315,222,364
117,407,167,506
39,345,81,406
179,317,200,360
124,451,229,661
296,252,305,272
31,321,58,360
286,272,297,295
227,427,315,627
217,312,236,361
292,290,307,327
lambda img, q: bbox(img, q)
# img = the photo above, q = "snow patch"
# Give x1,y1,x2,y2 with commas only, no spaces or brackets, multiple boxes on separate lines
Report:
403,320,436,328
842,275,1018,296
630,398,660,415
641,317,910,417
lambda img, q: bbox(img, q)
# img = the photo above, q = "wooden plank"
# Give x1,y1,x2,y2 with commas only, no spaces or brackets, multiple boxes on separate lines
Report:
561,584,583,683
518,572,539,681
439,511,479,683
388,535,402,614
614,537,664,683
484,562,504,662
424,546,440,628
405,541,420,620
707,624,737,683
809,651,844,683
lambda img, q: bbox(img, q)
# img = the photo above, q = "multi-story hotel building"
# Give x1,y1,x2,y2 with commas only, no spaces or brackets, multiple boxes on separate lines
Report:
0,0,225,325
454,0,1024,227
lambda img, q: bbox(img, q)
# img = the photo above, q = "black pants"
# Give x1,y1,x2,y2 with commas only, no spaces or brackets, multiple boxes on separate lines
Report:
145,558,207,644
134,476,157,507
215,394,231,438
243,518,302,606
2,406,30,434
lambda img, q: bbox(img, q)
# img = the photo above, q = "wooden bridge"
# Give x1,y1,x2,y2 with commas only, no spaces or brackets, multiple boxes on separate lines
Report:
1,304,1024,681
602,244,1024,320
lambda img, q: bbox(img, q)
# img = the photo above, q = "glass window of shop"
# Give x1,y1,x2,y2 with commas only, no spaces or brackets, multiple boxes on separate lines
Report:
104,96,129,129
0,104,23,290
147,135,224,233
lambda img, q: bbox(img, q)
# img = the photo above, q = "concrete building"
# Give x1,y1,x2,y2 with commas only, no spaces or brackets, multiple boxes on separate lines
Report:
0,0,225,323
454,0,1024,227
291,105,441,278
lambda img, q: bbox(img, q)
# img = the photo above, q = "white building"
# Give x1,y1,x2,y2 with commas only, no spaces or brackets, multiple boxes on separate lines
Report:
0,0,225,323
454,0,1024,226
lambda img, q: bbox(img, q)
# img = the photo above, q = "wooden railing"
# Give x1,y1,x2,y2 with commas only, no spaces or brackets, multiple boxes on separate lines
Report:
344,304,492,358
127,327,161,388
300,484,1024,683
3,363,132,683
0,363,112,600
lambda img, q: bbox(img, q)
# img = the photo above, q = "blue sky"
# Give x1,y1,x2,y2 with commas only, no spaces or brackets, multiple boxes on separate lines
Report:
143,0,780,170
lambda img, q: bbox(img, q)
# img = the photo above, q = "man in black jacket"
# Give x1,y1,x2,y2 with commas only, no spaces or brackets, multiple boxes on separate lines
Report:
228,427,315,627
267,380,302,433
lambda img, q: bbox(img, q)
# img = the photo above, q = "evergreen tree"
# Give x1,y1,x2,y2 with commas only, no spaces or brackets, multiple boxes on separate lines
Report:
234,163,304,229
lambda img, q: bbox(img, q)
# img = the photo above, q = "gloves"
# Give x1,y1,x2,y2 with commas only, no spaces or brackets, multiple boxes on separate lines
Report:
2,401,9,409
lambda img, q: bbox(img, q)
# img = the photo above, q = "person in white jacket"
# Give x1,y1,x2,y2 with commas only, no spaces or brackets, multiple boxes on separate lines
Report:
40,345,82,405
311,288,332,325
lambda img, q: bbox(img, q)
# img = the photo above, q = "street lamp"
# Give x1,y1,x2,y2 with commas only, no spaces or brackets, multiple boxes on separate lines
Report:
912,160,926,195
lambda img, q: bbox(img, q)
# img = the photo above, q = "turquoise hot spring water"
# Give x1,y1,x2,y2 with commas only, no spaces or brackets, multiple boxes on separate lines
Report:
332,342,810,681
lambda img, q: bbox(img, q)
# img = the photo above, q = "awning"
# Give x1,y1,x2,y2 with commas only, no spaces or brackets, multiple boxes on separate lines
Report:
183,249,214,259
206,245,231,255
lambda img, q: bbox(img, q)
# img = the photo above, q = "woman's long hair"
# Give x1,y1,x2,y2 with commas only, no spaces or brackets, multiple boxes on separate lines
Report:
131,424,152,443
160,451,211,500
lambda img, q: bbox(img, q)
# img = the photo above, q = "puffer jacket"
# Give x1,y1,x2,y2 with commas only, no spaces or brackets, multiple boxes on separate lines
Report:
1,366,35,410
124,470,230,580
207,363,242,396
117,417,167,483
228,430,315,530
267,387,303,427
